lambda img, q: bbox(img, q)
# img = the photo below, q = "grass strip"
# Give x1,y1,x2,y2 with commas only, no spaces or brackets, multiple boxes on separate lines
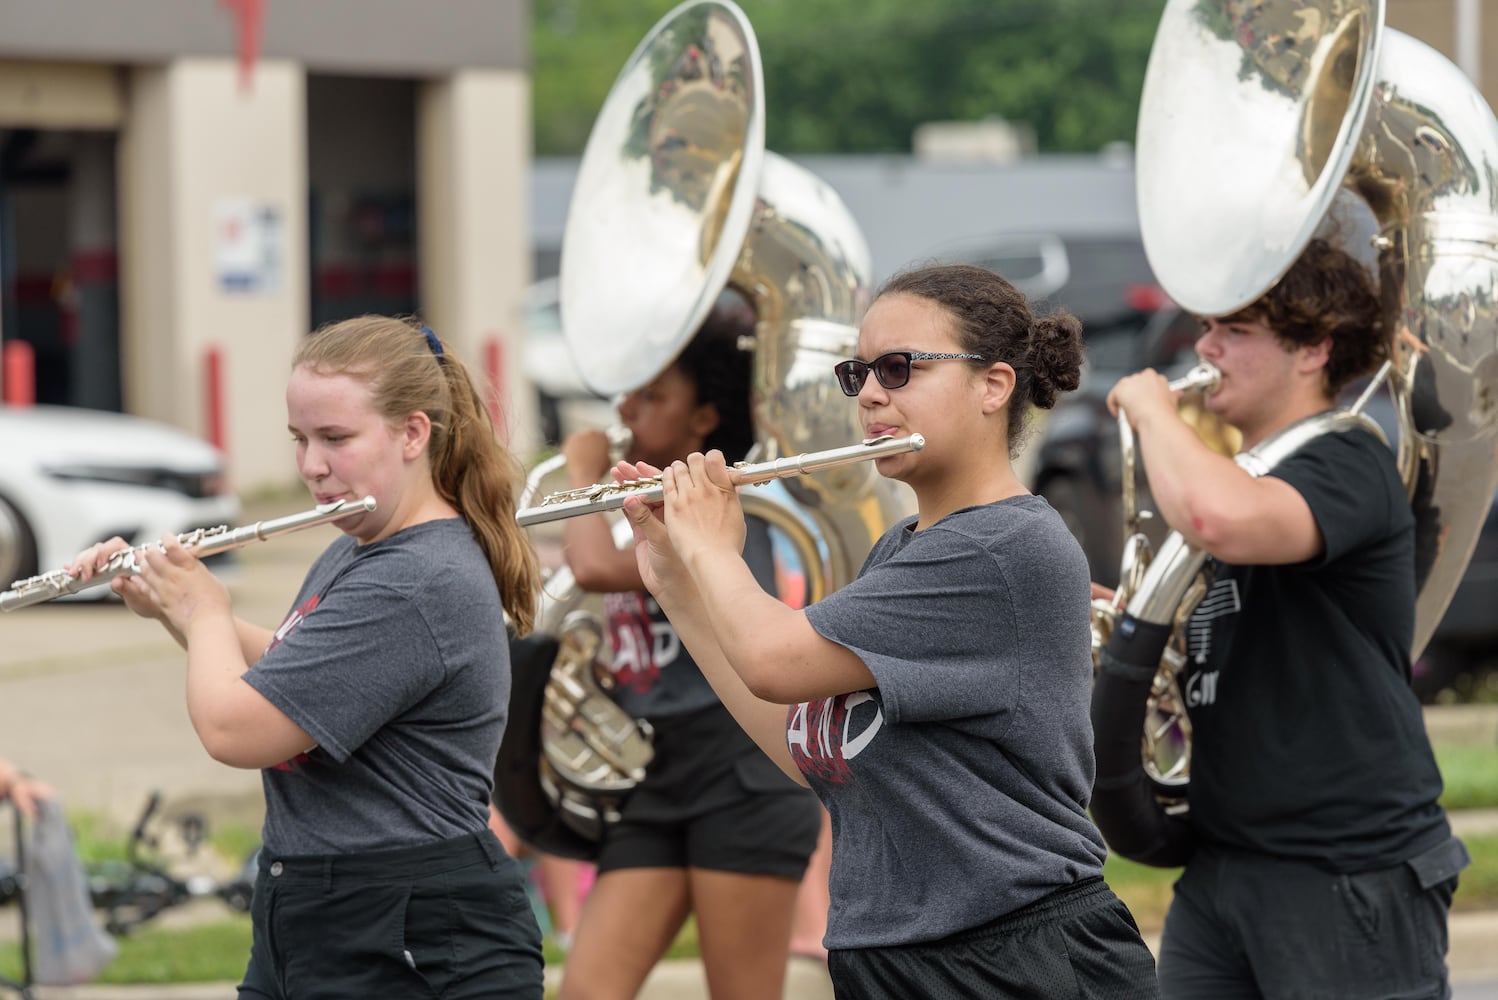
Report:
1436,744,1498,811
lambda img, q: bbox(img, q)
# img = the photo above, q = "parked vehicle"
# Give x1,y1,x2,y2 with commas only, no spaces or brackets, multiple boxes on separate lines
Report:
1031,307,1498,702
942,230,1167,343
0,405,240,593
520,277,611,447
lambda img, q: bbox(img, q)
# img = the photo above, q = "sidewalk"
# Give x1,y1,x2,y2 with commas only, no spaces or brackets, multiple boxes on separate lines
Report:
5,958,838,1000
18,908,1498,1000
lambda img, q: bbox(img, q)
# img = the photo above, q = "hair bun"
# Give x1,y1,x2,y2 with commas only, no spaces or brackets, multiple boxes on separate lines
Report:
1027,311,1084,409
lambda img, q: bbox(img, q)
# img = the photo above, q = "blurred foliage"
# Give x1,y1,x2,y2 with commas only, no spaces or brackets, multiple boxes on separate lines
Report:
1436,744,1498,812
533,0,1169,155
1458,832,1498,912
209,822,263,871
0,916,252,984
1434,663,1498,705
91,918,251,984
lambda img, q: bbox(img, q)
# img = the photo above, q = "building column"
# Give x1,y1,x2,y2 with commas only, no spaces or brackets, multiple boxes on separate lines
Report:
69,131,120,411
417,69,537,460
1456,0,1482,87
119,58,308,493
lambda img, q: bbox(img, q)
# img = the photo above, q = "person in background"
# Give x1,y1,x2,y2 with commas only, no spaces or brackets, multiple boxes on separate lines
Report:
787,811,832,964
486,801,589,952
68,316,545,1000
0,757,53,819
1105,238,1468,998
615,263,1160,998
556,298,824,1000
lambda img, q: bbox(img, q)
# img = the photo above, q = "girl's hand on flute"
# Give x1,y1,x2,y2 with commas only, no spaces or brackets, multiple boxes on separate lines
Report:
127,533,231,637
0,757,53,820
615,459,691,601
64,536,132,582
659,451,745,567
66,536,174,622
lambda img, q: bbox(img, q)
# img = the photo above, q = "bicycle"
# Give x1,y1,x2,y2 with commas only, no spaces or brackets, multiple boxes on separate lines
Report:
84,790,255,937
0,805,38,1000
0,790,256,998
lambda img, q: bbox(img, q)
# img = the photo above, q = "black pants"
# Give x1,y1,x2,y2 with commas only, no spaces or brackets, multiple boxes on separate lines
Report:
238,830,543,1000
827,877,1160,999
1157,838,1469,1000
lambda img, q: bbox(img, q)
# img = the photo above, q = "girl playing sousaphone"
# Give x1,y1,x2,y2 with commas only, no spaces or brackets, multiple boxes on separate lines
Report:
555,296,823,1000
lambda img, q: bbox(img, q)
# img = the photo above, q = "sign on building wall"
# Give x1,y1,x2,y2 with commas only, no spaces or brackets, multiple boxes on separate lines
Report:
215,198,283,294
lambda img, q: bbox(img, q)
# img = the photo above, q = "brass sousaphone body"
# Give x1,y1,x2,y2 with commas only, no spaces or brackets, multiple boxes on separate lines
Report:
494,0,913,858
1090,0,1498,866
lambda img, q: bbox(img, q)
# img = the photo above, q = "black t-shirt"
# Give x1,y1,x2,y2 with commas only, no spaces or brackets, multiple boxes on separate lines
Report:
602,515,778,720
1181,428,1450,872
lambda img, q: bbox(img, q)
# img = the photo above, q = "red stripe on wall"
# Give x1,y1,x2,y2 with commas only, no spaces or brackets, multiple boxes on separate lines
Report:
314,263,418,300
72,249,119,286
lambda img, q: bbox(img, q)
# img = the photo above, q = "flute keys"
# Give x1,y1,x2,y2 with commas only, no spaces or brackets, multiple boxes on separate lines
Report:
534,476,664,509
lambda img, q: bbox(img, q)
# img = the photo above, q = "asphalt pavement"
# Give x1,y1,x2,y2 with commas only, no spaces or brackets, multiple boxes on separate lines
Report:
2,492,1496,999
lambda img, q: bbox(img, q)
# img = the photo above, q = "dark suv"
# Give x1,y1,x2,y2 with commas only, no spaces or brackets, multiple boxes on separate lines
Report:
1032,307,1498,702
957,232,1167,344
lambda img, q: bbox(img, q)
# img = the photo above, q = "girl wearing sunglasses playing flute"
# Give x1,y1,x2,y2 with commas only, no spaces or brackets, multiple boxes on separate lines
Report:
614,263,1159,999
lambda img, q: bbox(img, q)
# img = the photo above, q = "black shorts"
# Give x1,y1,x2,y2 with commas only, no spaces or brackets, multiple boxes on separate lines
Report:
595,702,822,879
238,830,543,1000
1158,838,1468,999
827,877,1160,1000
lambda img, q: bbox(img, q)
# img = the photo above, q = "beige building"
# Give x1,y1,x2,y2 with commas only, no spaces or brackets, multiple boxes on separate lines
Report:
0,0,533,492
1389,0,1496,106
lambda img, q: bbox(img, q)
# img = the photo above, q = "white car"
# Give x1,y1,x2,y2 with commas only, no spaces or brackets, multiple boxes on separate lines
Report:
0,405,242,597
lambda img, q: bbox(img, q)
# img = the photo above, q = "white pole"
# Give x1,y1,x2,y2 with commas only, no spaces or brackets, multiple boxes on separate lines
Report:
0,194,6,402
1456,0,1481,85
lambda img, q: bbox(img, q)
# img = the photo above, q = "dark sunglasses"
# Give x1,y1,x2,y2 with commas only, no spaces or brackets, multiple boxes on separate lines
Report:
833,350,986,397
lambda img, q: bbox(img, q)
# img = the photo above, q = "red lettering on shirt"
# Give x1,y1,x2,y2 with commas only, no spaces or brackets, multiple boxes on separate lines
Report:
787,691,886,784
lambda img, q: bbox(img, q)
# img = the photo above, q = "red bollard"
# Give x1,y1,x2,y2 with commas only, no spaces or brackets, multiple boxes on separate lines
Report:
204,345,227,454
2,340,36,406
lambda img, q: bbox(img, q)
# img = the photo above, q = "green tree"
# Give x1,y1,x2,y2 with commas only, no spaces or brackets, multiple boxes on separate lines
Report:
532,0,1169,155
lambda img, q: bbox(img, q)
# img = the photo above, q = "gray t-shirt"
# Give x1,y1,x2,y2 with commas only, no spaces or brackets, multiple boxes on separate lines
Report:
245,519,508,855
801,495,1106,948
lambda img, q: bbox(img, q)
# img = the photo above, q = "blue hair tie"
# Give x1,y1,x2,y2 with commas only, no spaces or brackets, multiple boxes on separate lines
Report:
421,326,445,362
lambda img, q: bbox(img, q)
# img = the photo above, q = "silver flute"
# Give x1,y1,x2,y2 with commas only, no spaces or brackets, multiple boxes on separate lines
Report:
517,434,926,527
1,496,377,612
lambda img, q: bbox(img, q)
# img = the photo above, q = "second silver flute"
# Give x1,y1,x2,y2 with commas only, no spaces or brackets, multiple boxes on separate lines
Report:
517,434,925,527
1,496,377,612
